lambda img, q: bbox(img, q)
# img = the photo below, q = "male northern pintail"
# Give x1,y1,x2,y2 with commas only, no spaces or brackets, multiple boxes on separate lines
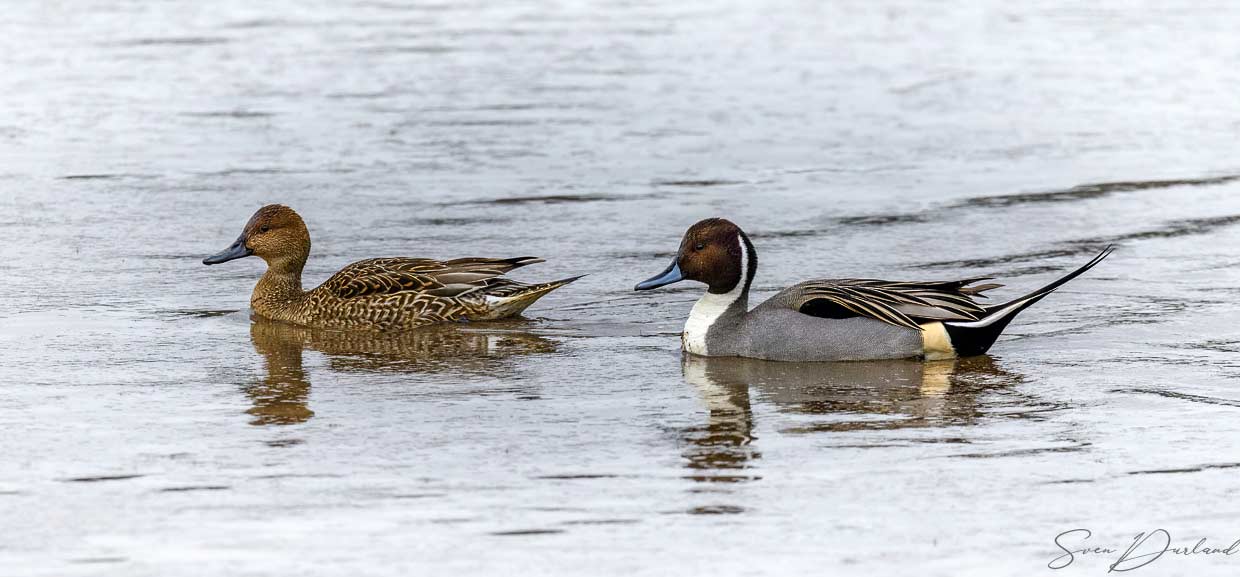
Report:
203,204,580,330
634,218,1111,362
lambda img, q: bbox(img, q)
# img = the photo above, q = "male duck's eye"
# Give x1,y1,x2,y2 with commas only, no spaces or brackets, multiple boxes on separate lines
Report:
694,243,705,251
259,225,270,233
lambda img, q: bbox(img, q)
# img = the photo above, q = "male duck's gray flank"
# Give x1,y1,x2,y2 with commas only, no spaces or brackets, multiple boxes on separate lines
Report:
634,217,1112,362
203,204,580,330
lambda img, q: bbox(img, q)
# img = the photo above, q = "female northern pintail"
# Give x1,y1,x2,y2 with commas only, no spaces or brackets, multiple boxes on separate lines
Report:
203,204,580,330
634,218,1112,362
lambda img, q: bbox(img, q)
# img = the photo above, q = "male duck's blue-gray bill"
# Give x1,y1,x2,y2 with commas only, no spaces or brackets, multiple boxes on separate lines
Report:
634,260,684,290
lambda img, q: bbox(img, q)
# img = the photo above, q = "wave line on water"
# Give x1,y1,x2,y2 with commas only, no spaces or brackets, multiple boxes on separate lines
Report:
1115,387,1240,408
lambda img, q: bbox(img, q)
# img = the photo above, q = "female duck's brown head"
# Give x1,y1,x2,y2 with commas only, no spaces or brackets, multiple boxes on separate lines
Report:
634,218,757,294
203,204,312,271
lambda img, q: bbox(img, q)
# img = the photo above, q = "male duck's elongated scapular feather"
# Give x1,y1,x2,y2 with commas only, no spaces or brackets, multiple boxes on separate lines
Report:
791,276,1004,331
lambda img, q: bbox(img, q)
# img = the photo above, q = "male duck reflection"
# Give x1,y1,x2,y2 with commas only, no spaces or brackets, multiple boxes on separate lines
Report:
204,204,580,330
635,218,1112,362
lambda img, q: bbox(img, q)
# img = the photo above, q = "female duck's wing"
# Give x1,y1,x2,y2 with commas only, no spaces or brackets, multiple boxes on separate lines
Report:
786,277,1004,331
320,256,544,299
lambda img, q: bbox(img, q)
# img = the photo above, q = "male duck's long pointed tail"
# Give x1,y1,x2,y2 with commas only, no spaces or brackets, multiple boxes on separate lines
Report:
942,247,1114,356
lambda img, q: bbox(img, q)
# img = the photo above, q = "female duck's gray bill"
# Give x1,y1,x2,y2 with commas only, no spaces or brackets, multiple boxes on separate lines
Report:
202,237,253,265
634,259,684,290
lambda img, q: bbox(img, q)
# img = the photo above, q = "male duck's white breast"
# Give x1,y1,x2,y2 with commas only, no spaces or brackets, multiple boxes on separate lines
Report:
683,293,735,355
681,235,751,356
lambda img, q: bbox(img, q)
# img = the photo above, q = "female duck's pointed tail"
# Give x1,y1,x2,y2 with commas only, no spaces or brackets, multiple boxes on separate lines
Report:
942,247,1114,356
483,275,586,319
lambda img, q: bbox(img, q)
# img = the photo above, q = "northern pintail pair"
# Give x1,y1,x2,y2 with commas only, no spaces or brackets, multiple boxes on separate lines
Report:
205,206,1110,362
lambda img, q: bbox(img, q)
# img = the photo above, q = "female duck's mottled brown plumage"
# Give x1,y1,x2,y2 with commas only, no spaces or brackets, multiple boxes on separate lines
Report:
203,204,580,330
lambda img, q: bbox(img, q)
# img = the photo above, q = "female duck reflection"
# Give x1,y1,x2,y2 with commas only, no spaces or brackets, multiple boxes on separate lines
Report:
678,355,1031,483
246,316,558,426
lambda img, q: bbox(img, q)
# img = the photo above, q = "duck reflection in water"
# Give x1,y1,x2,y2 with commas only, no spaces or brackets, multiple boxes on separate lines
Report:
246,316,559,426
679,355,1027,483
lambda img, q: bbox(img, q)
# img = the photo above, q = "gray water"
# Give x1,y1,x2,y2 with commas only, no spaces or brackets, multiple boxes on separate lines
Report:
3,1,1240,575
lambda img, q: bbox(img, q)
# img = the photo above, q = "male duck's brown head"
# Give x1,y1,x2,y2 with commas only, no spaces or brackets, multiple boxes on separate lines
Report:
634,218,757,294
203,204,311,272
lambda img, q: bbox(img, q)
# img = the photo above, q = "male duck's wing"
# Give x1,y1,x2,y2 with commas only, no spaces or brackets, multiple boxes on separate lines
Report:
787,277,1004,331
321,256,544,299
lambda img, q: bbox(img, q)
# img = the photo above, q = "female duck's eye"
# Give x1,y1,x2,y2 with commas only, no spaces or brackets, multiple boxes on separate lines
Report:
694,243,705,251
259,225,270,233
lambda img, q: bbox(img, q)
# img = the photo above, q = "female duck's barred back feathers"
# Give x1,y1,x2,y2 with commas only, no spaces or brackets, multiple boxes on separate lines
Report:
322,256,545,300
791,277,1005,332
297,255,567,329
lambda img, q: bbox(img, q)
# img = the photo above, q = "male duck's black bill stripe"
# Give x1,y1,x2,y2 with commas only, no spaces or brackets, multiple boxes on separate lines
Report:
635,259,683,290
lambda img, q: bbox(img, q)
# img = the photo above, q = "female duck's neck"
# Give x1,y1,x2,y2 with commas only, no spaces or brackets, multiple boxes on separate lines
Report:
252,260,306,317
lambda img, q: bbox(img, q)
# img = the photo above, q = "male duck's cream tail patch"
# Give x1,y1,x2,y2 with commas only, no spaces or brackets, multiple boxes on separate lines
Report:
920,322,957,360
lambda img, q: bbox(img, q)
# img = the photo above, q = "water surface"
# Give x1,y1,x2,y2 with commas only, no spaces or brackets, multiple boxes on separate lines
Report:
3,1,1240,575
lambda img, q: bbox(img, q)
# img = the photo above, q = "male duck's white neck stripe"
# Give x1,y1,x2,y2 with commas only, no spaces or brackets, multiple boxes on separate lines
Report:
683,235,749,355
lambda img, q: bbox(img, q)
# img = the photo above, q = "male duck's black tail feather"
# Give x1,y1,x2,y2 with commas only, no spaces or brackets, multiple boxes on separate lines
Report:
942,246,1114,356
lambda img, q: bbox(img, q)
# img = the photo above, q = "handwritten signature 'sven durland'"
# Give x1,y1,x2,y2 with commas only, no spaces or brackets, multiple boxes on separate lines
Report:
1051,529,1240,572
